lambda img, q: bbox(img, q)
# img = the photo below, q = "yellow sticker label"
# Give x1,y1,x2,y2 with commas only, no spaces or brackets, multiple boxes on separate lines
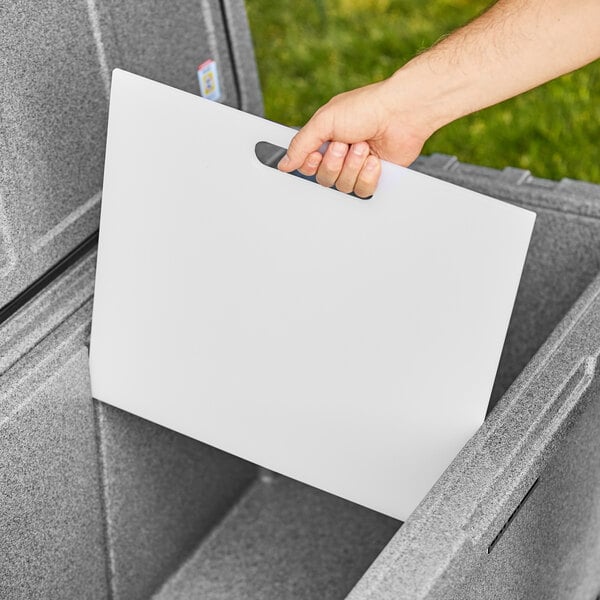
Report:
198,59,221,101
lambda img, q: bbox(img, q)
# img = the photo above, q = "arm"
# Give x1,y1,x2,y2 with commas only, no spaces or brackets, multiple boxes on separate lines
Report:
278,0,600,197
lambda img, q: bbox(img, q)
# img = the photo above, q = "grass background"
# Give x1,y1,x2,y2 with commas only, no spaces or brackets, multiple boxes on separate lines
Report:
245,0,599,183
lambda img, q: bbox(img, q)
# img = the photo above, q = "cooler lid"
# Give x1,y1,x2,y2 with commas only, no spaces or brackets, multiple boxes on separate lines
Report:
0,0,262,315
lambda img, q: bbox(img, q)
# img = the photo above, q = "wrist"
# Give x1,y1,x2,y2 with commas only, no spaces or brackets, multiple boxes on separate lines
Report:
384,53,477,136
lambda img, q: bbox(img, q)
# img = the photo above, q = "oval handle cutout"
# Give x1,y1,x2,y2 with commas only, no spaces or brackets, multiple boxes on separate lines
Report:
254,141,372,199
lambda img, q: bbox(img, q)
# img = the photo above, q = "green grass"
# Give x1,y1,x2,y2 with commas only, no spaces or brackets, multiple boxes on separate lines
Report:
246,0,600,183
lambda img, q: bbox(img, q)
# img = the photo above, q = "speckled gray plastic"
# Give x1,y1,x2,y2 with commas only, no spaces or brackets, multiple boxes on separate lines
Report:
0,246,259,600
1,158,600,599
444,373,600,600
220,0,264,115
339,156,600,599
0,0,109,307
412,154,600,408
347,272,600,600
153,474,400,600
0,251,96,377
0,0,262,312
98,0,239,107
96,403,257,600
0,340,108,600
150,158,600,599
0,4,263,598
2,8,600,584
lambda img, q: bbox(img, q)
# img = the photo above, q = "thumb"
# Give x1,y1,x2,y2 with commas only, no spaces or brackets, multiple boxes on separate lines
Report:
278,116,331,172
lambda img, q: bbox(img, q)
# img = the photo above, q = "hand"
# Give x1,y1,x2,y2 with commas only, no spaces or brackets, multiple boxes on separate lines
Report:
277,75,435,197
277,0,600,198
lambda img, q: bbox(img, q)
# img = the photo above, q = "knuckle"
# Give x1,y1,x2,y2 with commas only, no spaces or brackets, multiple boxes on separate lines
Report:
327,92,345,106
347,145,369,167
321,156,342,175
346,154,364,170
312,106,328,122
353,141,369,154
310,108,333,134
326,143,348,161
302,158,320,175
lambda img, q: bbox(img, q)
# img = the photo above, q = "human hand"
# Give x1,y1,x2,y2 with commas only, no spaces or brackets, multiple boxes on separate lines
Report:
277,74,437,197
277,0,600,198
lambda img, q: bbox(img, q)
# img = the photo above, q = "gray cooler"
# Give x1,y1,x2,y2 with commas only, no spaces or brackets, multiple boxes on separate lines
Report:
1,2,600,599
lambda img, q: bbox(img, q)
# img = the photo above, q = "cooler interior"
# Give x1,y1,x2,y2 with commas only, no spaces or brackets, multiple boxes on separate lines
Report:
99,160,600,600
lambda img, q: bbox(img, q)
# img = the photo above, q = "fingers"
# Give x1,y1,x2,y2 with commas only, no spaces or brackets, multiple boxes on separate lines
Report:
334,142,370,193
298,151,323,177
316,142,349,188
314,141,381,197
354,156,381,198
277,124,381,196
278,113,330,173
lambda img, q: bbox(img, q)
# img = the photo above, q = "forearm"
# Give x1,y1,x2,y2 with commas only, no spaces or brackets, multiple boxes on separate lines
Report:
279,0,600,196
389,0,600,133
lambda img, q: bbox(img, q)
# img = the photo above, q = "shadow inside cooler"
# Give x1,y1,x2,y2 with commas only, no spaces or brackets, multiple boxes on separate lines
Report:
98,185,600,600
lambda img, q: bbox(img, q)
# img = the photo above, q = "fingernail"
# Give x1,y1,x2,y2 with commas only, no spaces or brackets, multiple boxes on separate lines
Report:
307,156,320,167
353,144,366,156
330,142,346,157
278,154,290,169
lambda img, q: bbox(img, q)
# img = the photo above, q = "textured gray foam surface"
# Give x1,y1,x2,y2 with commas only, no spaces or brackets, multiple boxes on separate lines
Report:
347,273,600,599
489,208,600,407
100,0,239,107
0,0,263,311
1,250,260,599
0,246,96,421
0,347,108,600
1,99,599,599
96,403,257,600
153,474,400,600
0,250,96,377
221,0,264,115
446,378,600,600
411,155,600,409
0,0,109,306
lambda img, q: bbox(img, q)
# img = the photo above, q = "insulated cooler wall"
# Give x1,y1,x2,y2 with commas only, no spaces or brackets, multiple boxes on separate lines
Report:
1,2,600,599
1,2,262,599
0,0,262,310
0,0,109,307
348,161,600,599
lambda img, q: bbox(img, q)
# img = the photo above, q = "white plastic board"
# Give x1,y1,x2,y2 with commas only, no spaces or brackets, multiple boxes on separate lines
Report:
89,69,536,521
